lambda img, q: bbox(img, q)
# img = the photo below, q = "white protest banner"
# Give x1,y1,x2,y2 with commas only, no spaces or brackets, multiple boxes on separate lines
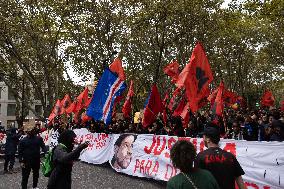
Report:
73,128,113,164
48,129,284,189
48,129,59,149
0,133,6,145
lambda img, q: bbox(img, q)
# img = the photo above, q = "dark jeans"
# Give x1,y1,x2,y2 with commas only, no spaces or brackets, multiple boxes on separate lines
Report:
4,154,15,171
21,159,40,189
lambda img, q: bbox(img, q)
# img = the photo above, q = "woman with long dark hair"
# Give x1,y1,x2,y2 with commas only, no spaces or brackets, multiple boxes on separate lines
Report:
167,140,220,189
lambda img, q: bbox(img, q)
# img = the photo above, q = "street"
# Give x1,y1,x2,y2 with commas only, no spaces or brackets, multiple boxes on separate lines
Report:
0,159,166,189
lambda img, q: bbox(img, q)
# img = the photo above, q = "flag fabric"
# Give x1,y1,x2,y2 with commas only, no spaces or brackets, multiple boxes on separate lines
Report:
48,99,61,122
81,112,92,123
173,98,187,117
109,58,126,81
74,88,89,113
163,60,180,83
85,96,93,108
208,89,218,106
112,95,124,119
197,87,210,109
60,94,72,115
208,85,238,108
66,101,76,114
87,68,127,125
142,84,163,127
168,88,181,111
122,80,134,118
261,90,275,107
212,81,224,116
223,90,238,106
181,102,190,127
176,42,213,112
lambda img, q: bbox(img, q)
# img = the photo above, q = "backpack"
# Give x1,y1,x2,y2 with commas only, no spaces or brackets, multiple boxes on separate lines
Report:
42,147,55,177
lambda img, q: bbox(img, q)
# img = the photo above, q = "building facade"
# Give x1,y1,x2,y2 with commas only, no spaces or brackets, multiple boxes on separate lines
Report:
0,80,43,129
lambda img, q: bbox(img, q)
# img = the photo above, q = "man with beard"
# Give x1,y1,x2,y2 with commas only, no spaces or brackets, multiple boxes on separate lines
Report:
18,122,47,189
47,130,89,189
111,134,137,170
195,124,246,189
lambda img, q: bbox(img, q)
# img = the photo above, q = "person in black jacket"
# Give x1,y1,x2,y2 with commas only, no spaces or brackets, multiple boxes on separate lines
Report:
47,130,89,189
4,128,21,173
18,122,47,189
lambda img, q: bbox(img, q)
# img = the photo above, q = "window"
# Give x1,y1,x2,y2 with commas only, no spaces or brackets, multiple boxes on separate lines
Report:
7,104,16,116
0,87,2,99
0,104,1,115
35,105,42,116
8,87,16,100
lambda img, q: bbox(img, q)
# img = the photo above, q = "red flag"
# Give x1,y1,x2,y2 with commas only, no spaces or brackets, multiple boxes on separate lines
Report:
197,87,210,109
109,58,126,81
122,80,134,118
223,89,238,106
173,98,187,117
163,60,180,83
176,42,213,112
181,102,190,127
261,90,275,107
74,88,89,113
168,88,181,111
60,94,72,115
142,85,163,127
212,81,224,116
208,89,218,106
66,101,76,114
48,100,61,122
81,112,92,123
112,95,124,119
85,97,92,108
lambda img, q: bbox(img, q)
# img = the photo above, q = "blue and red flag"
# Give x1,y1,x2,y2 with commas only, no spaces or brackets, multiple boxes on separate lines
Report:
87,68,127,125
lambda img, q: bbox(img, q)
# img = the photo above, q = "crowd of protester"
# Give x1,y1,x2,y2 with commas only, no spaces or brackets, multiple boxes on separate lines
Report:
55,108,284,142
0,107,283,189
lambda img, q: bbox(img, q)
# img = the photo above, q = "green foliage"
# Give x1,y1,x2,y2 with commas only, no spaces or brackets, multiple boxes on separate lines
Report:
0,0,283,116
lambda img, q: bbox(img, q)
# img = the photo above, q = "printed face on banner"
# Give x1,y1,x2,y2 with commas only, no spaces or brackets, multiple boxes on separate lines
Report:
111,134,137,170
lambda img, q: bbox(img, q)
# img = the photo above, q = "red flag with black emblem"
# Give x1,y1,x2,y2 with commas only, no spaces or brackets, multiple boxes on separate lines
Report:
212,81,224,116
163,60,180,83
223,90,238,106
261,90,275,107
48,99,61,122
176,42,213,112
60,94,72,115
